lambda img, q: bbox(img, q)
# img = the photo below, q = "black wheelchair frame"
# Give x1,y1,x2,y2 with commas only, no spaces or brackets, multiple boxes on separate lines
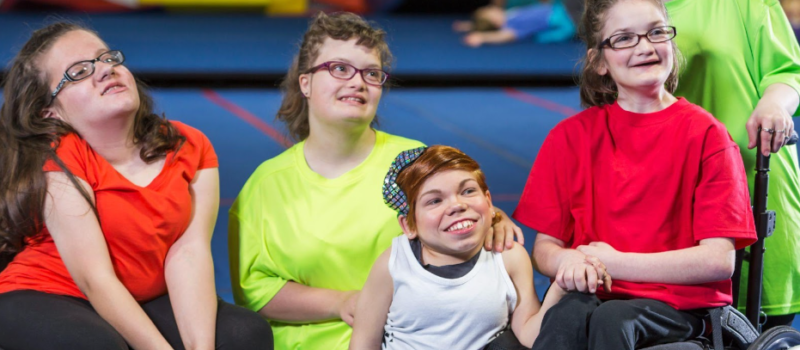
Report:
645,131,800,350
485,132,800,350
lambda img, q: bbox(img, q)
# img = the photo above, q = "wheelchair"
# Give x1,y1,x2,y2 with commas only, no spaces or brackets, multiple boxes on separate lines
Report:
643,131,800,350
485,132,800,350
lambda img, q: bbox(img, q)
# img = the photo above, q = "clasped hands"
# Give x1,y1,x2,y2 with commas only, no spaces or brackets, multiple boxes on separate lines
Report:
554,242,616,294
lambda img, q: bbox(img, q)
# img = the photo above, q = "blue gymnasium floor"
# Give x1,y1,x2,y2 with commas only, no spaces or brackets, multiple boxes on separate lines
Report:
153,86,578,303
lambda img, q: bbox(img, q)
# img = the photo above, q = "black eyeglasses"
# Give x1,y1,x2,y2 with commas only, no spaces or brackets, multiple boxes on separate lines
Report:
50,50,125,105
598,26,677,49
307,61,389,86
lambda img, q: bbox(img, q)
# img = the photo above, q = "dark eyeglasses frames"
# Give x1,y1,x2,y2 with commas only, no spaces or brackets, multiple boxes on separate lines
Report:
49,50,125,105
307,61,389,86
599,26,677,50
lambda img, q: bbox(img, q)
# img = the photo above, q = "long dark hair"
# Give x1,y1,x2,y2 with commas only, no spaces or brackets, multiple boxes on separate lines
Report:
276,12,393,142
0,22,185,270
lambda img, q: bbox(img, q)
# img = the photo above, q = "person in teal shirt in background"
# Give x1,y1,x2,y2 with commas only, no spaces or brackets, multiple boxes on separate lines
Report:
666,0,800,330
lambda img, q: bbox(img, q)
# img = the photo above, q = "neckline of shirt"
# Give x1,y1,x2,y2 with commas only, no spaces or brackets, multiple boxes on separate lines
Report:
400,236,487,286
609,97,688,127
294,129,385,187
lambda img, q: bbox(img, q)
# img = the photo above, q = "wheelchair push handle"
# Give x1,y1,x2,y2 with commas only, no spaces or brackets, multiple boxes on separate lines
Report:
755,130,797,170
788,130,800,146
742,129,797,329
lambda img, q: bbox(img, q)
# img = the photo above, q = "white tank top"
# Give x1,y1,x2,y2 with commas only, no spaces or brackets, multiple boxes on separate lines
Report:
383,236,518,350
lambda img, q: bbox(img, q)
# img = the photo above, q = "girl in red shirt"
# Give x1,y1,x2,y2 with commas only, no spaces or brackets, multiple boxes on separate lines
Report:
513,0,757,349
0,23,272,349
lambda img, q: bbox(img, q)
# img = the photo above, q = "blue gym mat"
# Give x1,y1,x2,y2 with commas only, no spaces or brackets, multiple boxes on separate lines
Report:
0,13,583,77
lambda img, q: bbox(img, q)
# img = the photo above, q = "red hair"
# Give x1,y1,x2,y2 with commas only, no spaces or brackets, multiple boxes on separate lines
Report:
395,145,489,231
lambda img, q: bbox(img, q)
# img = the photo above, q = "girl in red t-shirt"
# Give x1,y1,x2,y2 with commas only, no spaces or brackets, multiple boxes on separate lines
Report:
0,23,271,349
513,0,757,349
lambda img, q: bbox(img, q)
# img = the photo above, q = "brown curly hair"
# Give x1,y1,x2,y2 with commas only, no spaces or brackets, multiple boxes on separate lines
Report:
276,12,393,142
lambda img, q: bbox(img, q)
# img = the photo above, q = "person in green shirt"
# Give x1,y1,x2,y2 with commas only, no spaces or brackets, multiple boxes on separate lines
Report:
666,0,800,329
228,12,523,349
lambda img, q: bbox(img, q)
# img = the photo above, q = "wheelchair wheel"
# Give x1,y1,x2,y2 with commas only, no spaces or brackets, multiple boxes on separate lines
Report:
747,326,800,350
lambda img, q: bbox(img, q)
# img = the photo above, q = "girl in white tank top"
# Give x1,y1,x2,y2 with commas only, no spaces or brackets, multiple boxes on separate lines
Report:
349,145,611,349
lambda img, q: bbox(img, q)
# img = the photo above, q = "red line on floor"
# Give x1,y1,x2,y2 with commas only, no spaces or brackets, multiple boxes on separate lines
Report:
503,87,579,117
202,89,293,148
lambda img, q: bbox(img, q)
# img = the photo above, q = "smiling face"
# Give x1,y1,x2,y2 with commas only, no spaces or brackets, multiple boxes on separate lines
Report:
299,37,383,133
596,0,674,98
400,170,494,262
40,30,139,129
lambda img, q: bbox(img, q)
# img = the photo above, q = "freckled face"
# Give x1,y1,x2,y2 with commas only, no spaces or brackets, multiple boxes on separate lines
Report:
409,170,493,259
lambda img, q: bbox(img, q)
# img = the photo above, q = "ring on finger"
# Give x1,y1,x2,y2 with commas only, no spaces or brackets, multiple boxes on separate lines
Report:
776,129,786,133
764,128,775,134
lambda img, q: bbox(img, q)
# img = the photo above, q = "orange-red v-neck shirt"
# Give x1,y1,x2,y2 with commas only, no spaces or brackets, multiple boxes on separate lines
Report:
0,121,217,302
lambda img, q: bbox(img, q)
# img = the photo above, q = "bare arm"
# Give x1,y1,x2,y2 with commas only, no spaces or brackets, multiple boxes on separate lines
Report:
45,172,172,350
259,283,360,325
504,244,570,347
526,283,566,347
350,249,393,350
164,168,219,350
576,237,736,284
532,233,608,293
504,244,540,347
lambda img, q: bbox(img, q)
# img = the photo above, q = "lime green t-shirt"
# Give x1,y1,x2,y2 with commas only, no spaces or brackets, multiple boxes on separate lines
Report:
667,0,800,315
229,130,424,349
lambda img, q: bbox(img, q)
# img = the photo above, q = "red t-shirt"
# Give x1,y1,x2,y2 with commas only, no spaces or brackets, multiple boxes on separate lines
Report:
0,121,218,302
513,98,756,310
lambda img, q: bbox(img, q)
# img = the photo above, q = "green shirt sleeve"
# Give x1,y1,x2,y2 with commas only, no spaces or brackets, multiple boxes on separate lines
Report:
229,198,288,312
747,0,800,114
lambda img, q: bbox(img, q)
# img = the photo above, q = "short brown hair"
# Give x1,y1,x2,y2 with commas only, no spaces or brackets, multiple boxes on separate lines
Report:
395,145,489,232
276,12,393,142
578,0,682,108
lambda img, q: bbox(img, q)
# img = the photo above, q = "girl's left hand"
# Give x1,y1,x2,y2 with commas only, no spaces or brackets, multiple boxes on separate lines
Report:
485,208,524,252
747,99,795,156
